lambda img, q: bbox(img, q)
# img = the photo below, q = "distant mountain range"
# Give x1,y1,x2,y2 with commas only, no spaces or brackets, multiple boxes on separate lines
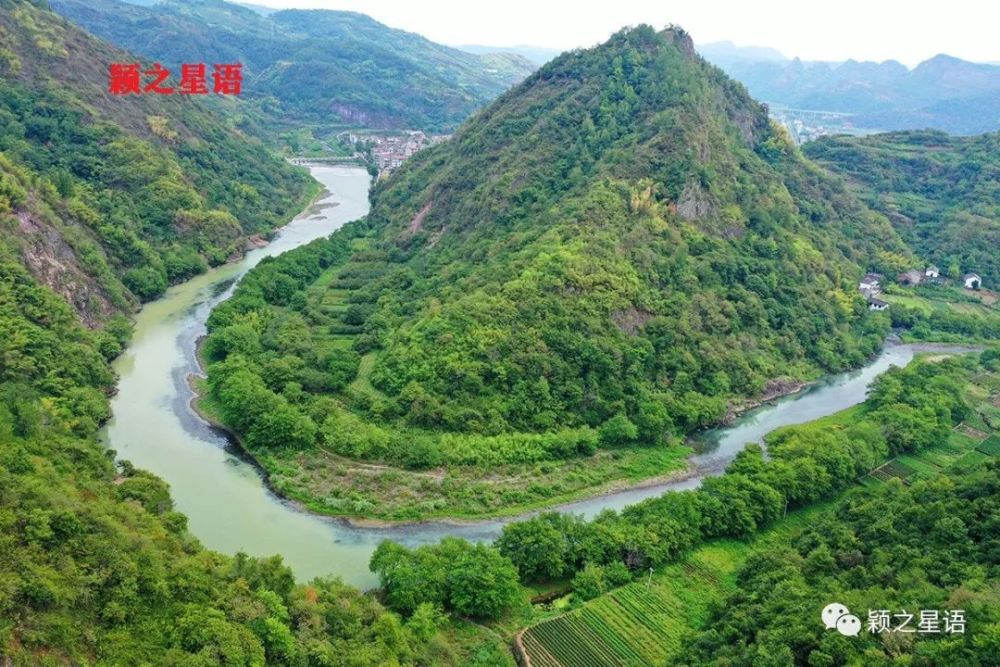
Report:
451,37,1000,134
699,42,1000,134
51,0,536,132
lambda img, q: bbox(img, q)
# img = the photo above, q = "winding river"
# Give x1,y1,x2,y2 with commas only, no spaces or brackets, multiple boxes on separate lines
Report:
103,165,974,589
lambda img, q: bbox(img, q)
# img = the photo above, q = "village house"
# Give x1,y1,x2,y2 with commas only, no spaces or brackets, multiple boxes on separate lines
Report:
964,273,982,290
925,265,940,278
898,269,923,286
868,297,890,311
859,273,883,292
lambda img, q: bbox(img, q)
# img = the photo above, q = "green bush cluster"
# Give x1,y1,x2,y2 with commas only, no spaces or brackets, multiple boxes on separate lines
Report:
370,538,523,620
891,300,1000,341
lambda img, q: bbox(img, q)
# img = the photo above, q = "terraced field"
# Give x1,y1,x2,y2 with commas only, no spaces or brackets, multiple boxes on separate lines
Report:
870,459,917,483
978,434,1000,456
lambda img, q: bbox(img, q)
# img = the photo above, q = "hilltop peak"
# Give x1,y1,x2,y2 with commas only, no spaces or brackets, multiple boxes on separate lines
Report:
223,21,907,453
660,25,696,58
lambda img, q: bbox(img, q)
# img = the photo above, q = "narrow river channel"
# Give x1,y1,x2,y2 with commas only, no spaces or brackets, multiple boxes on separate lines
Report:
103,165,976,589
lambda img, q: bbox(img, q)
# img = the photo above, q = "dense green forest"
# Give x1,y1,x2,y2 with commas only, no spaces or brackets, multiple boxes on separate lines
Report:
202,25,912,519
371,353,999,666
0,0,315,318
681,459,1000,665
805,130,1000,286
50,0,534,134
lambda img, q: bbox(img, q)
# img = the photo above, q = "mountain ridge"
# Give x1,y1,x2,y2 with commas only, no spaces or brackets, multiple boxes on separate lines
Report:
50,0,536,132
705,47,1000,133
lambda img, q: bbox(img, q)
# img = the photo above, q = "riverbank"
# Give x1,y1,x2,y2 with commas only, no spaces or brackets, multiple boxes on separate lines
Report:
186,362,816,525
187,362,696,525
185,335,894,525
720,377,812,423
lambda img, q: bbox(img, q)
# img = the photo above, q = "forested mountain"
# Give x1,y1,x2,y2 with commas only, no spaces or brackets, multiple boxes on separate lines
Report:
706,51,1000,134
0,0,315,319
805,130,1000,286
0,1,507,663
202,25,913,519
458,43,563,66
50,0,535,132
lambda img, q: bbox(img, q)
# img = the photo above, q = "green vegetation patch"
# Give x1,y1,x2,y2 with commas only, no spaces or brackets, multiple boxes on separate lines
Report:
977,434,1000,456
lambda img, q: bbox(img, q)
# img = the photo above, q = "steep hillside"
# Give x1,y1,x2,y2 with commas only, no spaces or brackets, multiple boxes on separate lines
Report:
805,130,1000,286
0,0,315,320
51,0,535,132
203,26,910,519
0,2,509,663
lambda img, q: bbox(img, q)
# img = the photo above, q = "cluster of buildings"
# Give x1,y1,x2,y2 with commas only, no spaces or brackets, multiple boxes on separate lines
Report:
770,108,873,145
858,265,985,311
342,130,450,175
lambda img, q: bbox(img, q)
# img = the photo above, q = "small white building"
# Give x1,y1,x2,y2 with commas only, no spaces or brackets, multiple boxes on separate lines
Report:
925,265,940,278
964,273,982,290
869,298,889,312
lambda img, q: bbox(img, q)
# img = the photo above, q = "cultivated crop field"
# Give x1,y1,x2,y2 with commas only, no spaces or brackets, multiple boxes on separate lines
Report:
978,434,1000,456
520,543,746,666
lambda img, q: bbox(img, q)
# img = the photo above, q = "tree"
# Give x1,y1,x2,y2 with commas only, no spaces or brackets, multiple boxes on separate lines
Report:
246,404,317,450
406,603,443,643
571,563,606,601
598,413,639,446
496,513,575,581
369,541,447,614
446,543,521,620
370,538,521,621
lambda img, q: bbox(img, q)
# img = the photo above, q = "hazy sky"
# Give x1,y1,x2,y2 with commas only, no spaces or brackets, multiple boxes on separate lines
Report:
249,0,998,66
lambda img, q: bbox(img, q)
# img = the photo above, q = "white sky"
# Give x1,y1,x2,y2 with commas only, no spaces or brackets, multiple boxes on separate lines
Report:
249,0,999,66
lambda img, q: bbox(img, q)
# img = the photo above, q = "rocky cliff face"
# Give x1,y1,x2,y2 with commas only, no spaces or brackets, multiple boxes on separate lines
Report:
16,208,134,327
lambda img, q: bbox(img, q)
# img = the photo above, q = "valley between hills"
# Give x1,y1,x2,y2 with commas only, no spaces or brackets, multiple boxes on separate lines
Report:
1,1,998,665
